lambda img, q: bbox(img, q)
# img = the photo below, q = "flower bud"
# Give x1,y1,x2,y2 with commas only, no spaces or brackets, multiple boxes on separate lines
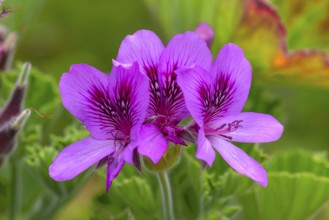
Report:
0,62,31,124
0,25,17,71
0,109,30,165
143,143,181,171
194,22,214,48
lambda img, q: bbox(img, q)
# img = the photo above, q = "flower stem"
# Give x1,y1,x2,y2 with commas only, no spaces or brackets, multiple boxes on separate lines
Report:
9,160,21,220
157,171,175,220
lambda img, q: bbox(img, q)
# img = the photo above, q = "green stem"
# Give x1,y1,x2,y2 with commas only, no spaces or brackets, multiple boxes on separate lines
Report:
9,160,21,220
157,171,175,220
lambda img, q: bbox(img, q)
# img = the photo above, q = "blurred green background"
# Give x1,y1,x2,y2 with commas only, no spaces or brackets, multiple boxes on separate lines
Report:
1,0,329,219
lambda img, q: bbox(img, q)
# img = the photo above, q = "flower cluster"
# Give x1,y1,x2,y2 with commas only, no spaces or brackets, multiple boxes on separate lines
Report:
49,24,283,190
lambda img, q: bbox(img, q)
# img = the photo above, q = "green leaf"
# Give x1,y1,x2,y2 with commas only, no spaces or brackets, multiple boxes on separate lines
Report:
95,165,159,220
239,172,329,220
267,151,329,176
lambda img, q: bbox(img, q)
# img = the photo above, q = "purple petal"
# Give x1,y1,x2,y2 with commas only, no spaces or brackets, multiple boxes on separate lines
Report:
106,157,124,192
122,143,137,164
158,31,212,75
157,31,213,121
116,30,164,75
115,30,164,119
59,64,111,139
49,137,114,181
163,126,186,145
194,22,214,48
108,61,150,128
207,112,283,143
208,43,252,121
209,136,268,187
196,129,216,167
137,124,168,164
176,66,212,127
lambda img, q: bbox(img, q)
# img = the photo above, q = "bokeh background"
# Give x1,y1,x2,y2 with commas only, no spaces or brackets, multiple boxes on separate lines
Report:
1,0,329,219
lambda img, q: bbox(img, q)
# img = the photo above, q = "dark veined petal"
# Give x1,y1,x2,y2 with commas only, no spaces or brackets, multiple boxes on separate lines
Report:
106,157,125,192
209,136,268,187
207,43,252,122
59,64,111,139
116,30,164,75
206,112,284,143
137,124,168,164
115,30,164,118
108,62,150,130
176,66,212,127
156,31,213,121
196,129,216,167
49,137,115,181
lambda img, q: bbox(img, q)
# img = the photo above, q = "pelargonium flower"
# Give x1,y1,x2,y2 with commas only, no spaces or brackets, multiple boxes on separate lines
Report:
176,43,283,186
115,30,212,164
49,62,149,191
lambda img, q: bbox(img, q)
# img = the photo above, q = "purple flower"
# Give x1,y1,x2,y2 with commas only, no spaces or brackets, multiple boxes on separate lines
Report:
176,43,284,187
49,62,150,191
115,30,213,164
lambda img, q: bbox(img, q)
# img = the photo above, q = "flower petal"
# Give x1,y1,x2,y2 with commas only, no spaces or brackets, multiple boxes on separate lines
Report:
196,129,216,167
208,43,252,120
137,124,168,164
116,30,164,75
209,136,268,187
158,31,212,75
116,30,164,119
59,64,111,139
106,157,124,192
108,62,150,128
208,112,284,143
176,66,212,127
157,31,213,121
49,137,114,181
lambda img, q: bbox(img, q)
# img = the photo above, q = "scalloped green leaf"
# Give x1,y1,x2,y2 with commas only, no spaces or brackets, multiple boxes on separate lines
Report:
239,173,329,220
267,151,329,176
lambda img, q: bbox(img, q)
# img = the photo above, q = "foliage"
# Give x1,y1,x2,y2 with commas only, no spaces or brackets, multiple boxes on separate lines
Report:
1,0,329,219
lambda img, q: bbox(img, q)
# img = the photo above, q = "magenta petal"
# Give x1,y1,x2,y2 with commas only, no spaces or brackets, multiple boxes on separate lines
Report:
106,157,124,192
122,143,136,164
156,31,213,121
158,31,212,75
137,124,168,164
196,129,216,167
209,136,268,187
210,43,252,118
59,64,111,139
109,62,150,127
208,112,284,143
176,66,212,127
116,30,164,74
49,137,115,181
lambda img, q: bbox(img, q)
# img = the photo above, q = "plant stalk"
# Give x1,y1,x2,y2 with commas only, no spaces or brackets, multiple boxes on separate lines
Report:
157,171,175,220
